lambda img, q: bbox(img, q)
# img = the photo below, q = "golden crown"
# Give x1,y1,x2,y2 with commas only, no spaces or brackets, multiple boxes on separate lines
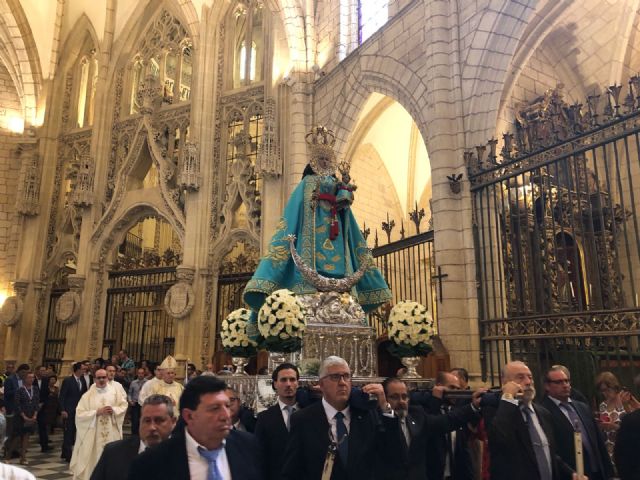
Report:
305,126,336,148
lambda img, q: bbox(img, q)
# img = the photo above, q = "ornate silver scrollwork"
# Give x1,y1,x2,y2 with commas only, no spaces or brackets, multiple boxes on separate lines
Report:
286,234,370,293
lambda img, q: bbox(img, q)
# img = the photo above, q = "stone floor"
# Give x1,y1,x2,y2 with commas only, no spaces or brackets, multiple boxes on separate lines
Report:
3,431,72,479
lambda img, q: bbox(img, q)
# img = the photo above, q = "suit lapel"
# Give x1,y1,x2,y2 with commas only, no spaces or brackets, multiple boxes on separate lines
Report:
514,407,539,469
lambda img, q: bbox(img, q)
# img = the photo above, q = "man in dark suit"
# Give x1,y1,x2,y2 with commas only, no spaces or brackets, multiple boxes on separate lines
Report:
91,394,176,480
127,375,263,480
614,407,640,480
3,363,30,460
255,362,300,480
225,386,257,432
281,355,401,480
420,371,480,480
380,377,483,480
542,365,613,480
487,361,578,480
34,365,51,452
59,361,88,462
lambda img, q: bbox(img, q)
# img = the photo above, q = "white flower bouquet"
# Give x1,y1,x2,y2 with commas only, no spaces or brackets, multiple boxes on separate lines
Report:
220,308,258,357
257,289,307,353
387,301,435,357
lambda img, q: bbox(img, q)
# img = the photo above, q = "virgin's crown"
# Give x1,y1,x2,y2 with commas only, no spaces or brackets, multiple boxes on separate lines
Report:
305,126,336,148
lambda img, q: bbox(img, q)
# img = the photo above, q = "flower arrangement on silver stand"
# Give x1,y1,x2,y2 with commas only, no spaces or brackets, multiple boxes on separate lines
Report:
220,308,258,376
387,301,435,379
257,288,307,372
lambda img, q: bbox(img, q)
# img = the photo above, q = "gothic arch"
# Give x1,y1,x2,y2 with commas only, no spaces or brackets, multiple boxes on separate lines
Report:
0,0,42,125
322,55,429,166
91,117,186,247
210,229,260,275
93,203,184,268
57,13,101,72
108,0,198,80
459,1,537,141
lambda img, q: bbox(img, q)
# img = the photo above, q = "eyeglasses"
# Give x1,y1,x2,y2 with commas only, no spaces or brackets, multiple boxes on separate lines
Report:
322,373,351,382
547,379,570,385
95,376,107,380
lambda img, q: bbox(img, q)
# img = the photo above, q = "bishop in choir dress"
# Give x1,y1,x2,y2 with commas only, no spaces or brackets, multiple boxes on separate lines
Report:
145,355,184,406
69,369,128,480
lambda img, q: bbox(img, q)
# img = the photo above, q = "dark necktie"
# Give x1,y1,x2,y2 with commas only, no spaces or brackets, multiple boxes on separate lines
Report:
285,405,294,431
198,446,222,480
335,411,349,466
522,407,552,480
559,402,598,473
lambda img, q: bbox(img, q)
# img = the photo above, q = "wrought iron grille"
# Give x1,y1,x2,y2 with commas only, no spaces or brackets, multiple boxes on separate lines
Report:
370,230,437,336
103,267,176,363
468,83,640,392
43,289,68,373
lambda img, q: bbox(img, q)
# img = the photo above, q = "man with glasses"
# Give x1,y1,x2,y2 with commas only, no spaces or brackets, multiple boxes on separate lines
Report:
281,355,401,480
224,387,256,433
379,377,483,480
542,365,613,480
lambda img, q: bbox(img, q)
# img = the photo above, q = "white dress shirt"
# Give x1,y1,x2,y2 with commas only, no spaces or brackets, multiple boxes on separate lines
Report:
277,399,298,427
502,398,552,470
321,397,351,442
184,428,232,480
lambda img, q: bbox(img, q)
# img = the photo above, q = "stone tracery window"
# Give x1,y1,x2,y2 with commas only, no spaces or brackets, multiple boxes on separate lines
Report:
128,11,193,115
76,52,98,128
358,0,388,44
230,0,264,88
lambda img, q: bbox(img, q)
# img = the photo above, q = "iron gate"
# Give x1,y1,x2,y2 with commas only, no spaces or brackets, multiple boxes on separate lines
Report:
468,84,640,396
103,267,176,363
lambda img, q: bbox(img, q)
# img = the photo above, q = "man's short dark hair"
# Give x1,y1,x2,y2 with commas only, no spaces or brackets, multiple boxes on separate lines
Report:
17,363,30,372
272,362,299,384
143,394,175,418
450,367,469,383
72,362,83,373
435,371,453,385
179,375,227,412
382,377,405,396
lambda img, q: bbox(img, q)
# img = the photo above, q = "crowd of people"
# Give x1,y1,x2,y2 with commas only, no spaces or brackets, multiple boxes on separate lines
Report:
1,354,639,480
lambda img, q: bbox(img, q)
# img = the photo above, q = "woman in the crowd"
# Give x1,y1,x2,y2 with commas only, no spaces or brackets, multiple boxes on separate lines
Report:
596,371,626,464
12,371,39,465
43,374,60,434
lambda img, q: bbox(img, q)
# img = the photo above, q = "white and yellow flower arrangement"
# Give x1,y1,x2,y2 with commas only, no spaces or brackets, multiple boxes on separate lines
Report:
257,289,307,352
387,301,435,357
220,308,258,357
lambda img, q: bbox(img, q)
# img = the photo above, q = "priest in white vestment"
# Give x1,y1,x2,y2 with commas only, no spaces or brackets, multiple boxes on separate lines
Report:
69,369,127,480
145,355,184,406
138,365,164,405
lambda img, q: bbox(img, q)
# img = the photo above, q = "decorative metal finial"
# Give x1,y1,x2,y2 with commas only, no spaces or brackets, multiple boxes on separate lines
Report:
361,222,371,242
400,220,406,240
409,202,425,234
374,229,379,248
381,213,395,244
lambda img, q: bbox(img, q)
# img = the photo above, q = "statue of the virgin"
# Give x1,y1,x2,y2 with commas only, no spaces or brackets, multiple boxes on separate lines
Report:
243,126,392,313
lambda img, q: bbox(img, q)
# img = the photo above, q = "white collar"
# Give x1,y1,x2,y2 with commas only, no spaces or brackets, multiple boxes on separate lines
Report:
322,397,350,421
277,398,297,411
549,395,572,406
185,428,225,452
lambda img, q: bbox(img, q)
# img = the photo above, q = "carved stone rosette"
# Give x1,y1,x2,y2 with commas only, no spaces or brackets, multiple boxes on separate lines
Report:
164,265,195,319
56,274,85,325
0,281,28,327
